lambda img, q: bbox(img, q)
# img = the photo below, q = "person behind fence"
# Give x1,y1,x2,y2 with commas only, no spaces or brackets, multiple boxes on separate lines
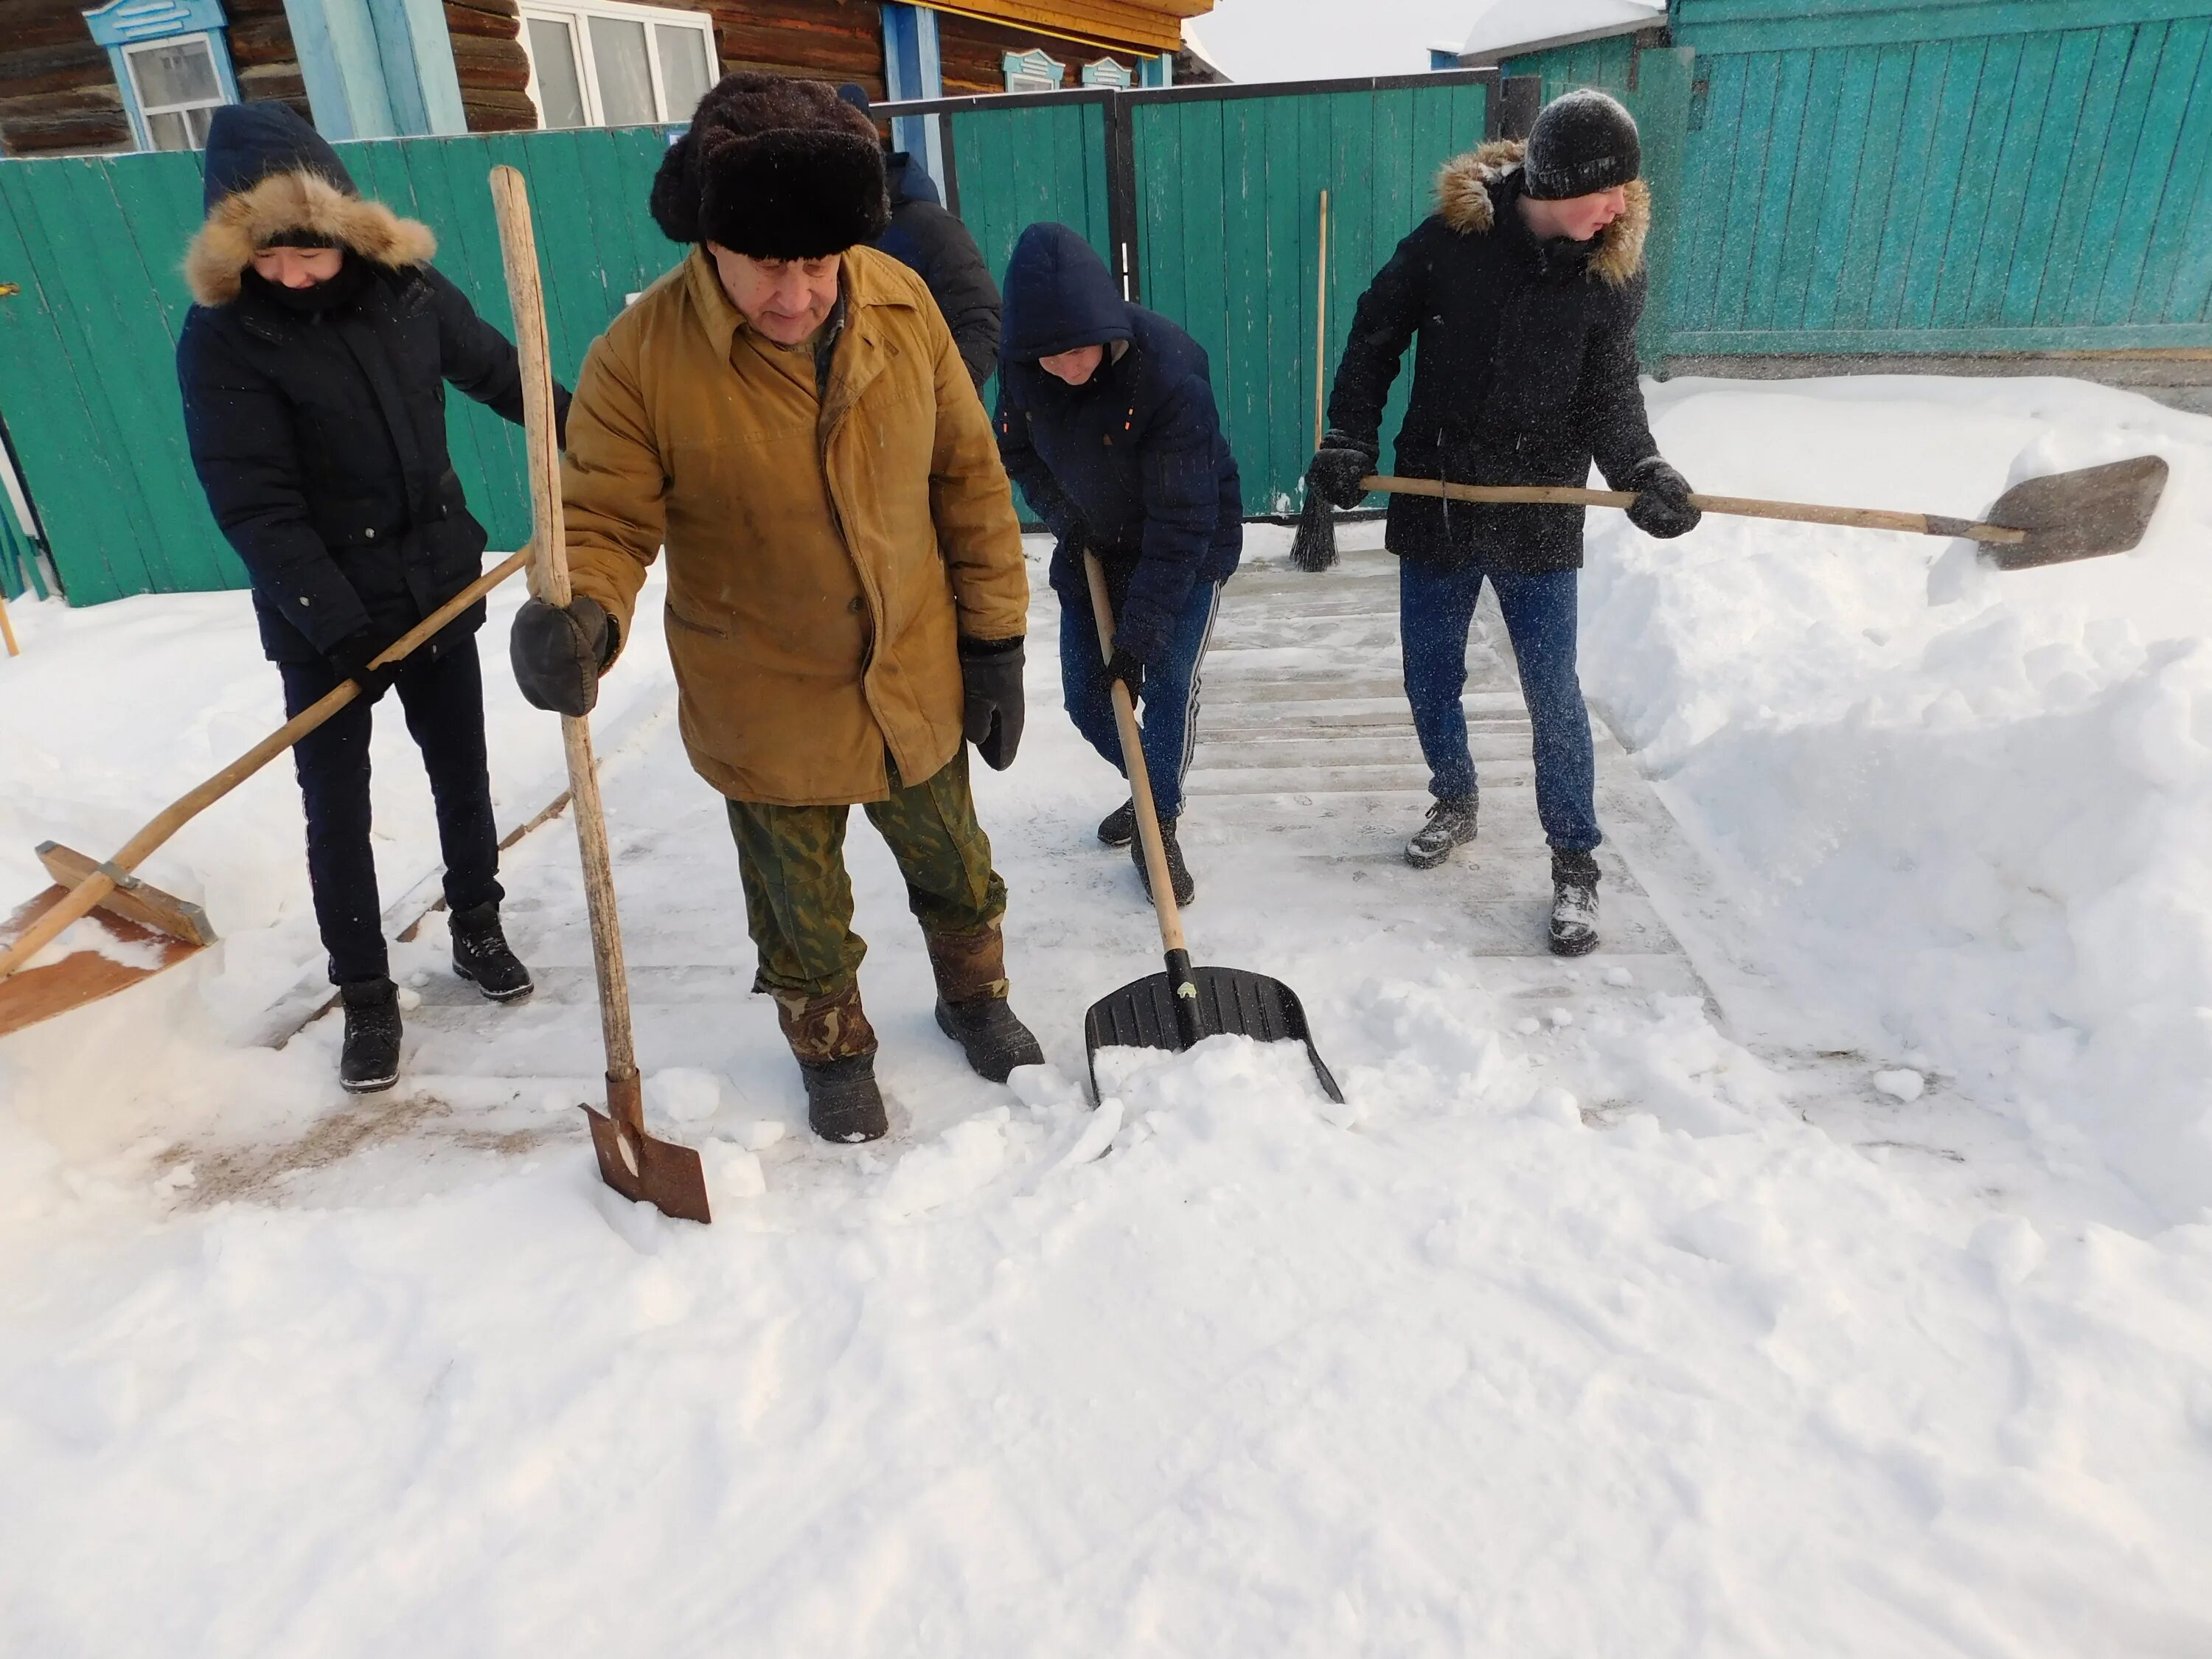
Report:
1305,88,1702,956
994,222,1242,907
835,84,1002,393
175,102,562,1095
508,74,1042,1145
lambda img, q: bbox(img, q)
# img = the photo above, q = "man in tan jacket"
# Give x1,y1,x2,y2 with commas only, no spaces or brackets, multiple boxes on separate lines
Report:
510,74,1040,1144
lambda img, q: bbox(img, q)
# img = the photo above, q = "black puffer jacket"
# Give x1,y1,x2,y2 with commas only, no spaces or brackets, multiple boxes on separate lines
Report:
1326,139,1660,573
995,223,1241,664
174,103,562,664
874,152,1001,392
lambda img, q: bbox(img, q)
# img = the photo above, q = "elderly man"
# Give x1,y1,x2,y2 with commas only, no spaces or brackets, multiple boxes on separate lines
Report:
1307,88,1703,956
510,74,1041,1143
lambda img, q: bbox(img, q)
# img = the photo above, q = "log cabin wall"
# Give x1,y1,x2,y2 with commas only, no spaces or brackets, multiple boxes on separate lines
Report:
1,0,133,154
695,0,887,100
445,0,537,131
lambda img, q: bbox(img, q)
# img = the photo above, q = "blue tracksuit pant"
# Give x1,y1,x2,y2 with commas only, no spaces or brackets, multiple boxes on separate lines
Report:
1399,557,1600,853
1060,572,1222,822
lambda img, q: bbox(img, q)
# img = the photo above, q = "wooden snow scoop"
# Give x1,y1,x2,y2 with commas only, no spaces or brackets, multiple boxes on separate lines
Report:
1079,552,1345,1106
0,549,529,1035
1363,455,2168,569
490,164,709,1225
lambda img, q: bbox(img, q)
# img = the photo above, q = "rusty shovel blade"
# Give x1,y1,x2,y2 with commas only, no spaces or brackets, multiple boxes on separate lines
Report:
583,1070,711,1224
1976,454,2168,571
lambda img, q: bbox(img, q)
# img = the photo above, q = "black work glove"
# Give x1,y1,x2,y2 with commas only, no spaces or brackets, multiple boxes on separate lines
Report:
326,628,402,700
1623,456,1702,539
510,595,615,717
1307,431,1380,510
959,635,1026,771
1103,646,1146,702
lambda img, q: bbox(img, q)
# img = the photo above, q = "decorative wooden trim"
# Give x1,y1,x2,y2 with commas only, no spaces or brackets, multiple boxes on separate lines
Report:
925,1,1186,54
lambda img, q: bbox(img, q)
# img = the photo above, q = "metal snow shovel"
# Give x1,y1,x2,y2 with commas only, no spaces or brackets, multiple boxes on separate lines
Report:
490,165,709,1225
1363,453,2168,568
1079,552,1344,1105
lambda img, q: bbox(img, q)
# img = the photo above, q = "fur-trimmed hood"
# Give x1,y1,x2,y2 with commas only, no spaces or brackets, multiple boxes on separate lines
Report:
184,170,436,307
1433,139,1648,288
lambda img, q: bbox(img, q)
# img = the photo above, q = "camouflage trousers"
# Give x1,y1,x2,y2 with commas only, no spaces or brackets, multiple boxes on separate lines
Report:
726,749,1010,1062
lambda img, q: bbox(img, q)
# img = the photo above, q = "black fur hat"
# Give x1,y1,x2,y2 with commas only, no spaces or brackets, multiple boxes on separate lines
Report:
650,72,890,257
1523,88,1641,200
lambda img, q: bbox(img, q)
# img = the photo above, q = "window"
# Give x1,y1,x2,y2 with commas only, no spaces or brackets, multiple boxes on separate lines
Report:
1002,49,1063,94
518,0,717,130
122,32,227,150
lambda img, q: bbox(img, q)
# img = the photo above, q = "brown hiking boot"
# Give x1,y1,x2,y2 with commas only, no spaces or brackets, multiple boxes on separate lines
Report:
773,983,887,1142
925,924,1044,1082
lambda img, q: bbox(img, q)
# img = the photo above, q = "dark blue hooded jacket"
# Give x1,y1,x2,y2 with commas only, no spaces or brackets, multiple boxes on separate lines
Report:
995,223,1241,664
175,103,560,664
873,152,1000,392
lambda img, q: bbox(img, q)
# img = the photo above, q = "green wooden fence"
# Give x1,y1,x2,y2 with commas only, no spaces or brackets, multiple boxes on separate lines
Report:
1132,80,1491,515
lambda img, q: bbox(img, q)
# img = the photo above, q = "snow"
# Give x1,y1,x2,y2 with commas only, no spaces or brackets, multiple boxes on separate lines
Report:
3,375,2211,1652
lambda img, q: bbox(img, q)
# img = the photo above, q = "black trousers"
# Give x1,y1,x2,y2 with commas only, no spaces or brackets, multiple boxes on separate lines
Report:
279,638,504,986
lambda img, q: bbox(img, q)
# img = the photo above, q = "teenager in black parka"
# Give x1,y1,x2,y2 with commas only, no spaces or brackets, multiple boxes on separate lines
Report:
175,102,565,1091
996,221,1242,905
1307,90,1701,956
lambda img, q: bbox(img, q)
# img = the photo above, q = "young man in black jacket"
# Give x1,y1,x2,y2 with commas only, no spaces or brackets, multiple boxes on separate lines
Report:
1307,89,1701,956
175,103,561,1091
995,222,1242,905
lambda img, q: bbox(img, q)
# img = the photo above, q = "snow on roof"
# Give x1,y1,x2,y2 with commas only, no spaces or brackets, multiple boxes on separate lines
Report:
1458,0,1665,64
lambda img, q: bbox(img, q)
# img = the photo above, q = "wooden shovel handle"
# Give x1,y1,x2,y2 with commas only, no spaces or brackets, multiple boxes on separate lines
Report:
489,164,641,1113
0,549,529,982
1083,552,1187,959
1363,473,2028,544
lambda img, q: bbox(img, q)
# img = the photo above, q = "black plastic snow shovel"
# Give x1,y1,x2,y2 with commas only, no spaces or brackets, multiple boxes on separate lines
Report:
1364,455,2169,569
1079,552,1344,1105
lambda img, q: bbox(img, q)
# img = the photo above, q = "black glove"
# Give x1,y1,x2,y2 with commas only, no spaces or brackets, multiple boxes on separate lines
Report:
510,596,615,717
1307,431,1380,510
1623,456,1702,540
326,628,402,700
959,635,1026,771
1103,646,1146,702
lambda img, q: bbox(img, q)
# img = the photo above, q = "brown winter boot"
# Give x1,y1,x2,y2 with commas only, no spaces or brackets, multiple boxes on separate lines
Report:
926,924,1045,1083
773,982,886,1143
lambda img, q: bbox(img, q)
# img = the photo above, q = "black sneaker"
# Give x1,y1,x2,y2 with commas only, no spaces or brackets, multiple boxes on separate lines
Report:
801,1052,888,1143
1097,799,1135,847
1405,795,1478,869
1550,850,1601,957
451,901,534,1002
339,977,402,1094
1132,817,1196,905
935,996,1046,1082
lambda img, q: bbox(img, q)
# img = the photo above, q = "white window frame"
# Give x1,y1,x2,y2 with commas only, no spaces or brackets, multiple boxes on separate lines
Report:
518,0,718,130
1002,48,1064,94
120,32,229,150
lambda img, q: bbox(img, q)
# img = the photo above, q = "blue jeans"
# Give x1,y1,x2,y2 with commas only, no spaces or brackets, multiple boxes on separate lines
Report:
1061,574,1223,821
1399,558,1600,853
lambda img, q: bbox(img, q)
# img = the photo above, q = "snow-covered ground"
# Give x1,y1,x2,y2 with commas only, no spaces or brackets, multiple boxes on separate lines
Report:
2,377,2209,1655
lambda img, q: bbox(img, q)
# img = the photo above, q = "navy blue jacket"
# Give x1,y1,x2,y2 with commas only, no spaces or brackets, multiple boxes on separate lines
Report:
995,223,1240,664
174,103,560,664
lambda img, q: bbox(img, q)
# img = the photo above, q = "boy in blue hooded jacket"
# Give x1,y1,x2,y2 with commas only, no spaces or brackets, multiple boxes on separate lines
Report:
995,223,1241,905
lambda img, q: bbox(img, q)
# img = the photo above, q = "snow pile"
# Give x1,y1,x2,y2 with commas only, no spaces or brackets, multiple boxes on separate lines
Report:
1585,376,2212,1222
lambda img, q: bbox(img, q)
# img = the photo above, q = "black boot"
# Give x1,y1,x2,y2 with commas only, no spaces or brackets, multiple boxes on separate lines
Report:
1406,794,1478,869
1096,799,1135,847
339,977,402,1094
801,1053,888,1143
1132,816,1196,905
935,997,1046,1082
451,901,534,1001
1550,849,1601,957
